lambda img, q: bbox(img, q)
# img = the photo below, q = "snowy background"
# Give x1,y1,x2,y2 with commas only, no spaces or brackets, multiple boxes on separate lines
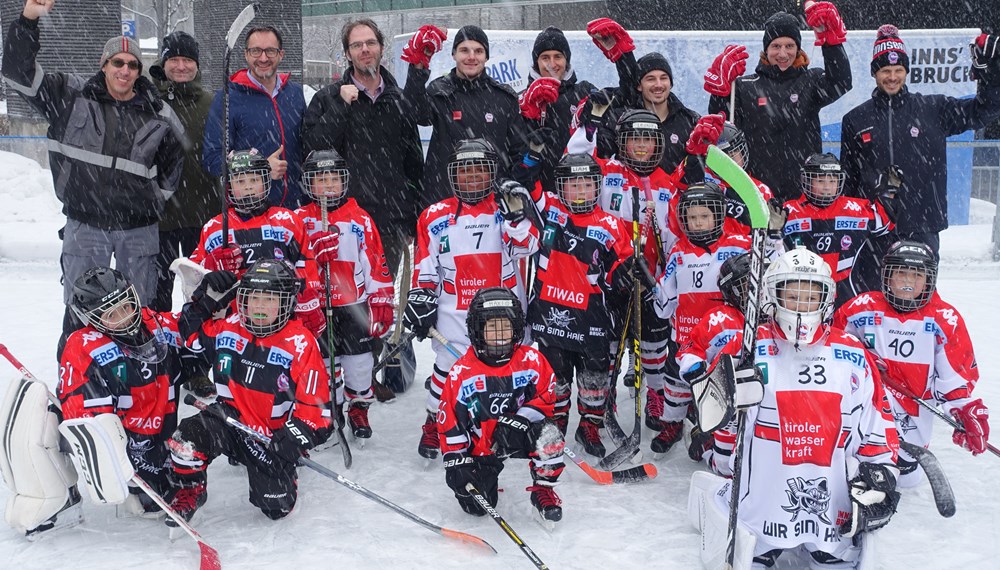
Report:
0,150,997,568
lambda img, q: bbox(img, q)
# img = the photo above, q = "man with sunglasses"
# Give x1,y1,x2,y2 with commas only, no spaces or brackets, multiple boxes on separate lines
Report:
2,0,184,358
202,25,306,209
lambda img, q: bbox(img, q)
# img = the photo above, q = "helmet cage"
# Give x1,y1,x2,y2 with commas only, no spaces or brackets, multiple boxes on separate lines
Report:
448,155,496,204
73,284,143,339
678,192,726,246
617,125,664,177
228,168,271,214
881,242,938,312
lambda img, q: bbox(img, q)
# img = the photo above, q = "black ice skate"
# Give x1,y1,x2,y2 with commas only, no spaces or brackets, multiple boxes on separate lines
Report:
574,418,606,458
348,401,372,442
165,481,207,528
650,421,684,457
418,412,439,460
527,484,562,529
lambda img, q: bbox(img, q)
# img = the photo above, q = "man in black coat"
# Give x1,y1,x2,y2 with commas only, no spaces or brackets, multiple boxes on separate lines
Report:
842,25,1000,293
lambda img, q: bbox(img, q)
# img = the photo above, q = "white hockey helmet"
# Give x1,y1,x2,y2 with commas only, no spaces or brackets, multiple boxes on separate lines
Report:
764,246,835,346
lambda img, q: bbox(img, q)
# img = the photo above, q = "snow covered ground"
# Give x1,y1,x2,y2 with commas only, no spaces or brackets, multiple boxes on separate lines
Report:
0,150,998,569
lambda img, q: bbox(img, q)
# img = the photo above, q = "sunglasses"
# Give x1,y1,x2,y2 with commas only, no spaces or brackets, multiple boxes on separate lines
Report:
108,58,141,71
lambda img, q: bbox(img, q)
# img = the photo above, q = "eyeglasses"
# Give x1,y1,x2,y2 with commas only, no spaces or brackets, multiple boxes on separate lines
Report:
246,47,281,58
348,39,380,51
108,58,141,71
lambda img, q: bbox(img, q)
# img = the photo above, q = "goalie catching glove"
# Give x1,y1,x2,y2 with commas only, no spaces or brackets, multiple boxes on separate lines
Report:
839,462,901,538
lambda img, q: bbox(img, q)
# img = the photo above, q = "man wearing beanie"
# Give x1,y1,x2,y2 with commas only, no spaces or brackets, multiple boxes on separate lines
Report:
519,26,596,194
842,25,1000,294
402,23,527,207
583,18,699,173
704,2,852,202
2,0,184,357
148,32,217,317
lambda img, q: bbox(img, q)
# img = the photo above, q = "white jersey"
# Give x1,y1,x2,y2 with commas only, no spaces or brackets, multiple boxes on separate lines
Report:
713,324,898,558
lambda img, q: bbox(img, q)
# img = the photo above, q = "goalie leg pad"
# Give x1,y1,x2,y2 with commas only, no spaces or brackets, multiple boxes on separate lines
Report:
0,378,78,534
687,471,757,570
58,414,135,505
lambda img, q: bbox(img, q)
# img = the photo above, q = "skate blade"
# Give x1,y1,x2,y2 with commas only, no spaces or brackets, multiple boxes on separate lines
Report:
651,450,667,461
168,524,183,542
532,508,558,532
24,504,83,542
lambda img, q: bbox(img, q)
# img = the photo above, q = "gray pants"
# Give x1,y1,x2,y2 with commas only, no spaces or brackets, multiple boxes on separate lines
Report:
61,219,159,305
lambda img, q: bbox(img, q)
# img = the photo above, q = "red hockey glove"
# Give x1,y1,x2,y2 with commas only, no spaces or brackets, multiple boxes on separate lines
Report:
519,77,561,121
586,18,634,62
367,291,395,339
295,288,327,337
685,113,725,156
951,399,990,455
805,1,847,46
310,230,340,266
704,44,748,97
204,244,244,273
401,25,447,68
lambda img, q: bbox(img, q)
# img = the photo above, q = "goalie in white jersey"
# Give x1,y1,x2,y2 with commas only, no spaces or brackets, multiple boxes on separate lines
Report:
707,247,900,568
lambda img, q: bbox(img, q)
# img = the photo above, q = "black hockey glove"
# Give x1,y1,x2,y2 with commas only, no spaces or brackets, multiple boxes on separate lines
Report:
193,270,239,313
581,89,611,122
208,400,240,423
971,33,1000,81
839,462,901,538
444,453,490,516
526,126,557,155
402,287,438,340
873,165,904,221
267,417,320,465
492,414,534,458
496,179,531,224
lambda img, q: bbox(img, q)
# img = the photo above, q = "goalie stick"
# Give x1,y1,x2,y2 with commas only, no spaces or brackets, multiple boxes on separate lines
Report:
466,483,549,570
185,395,494,553
898,441,956,518
563,445,656,485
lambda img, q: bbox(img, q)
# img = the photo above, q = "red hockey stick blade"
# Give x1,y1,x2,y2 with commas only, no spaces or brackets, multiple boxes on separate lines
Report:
565,446,657,485
440,528,498,553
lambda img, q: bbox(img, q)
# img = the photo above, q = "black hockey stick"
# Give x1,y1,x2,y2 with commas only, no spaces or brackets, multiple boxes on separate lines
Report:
372,330,418,375
319,198,353,468
563,445,656,485
466,483,549,570
220,2,260,247
603,288,634,448
185,395,495,553
898,441,956,517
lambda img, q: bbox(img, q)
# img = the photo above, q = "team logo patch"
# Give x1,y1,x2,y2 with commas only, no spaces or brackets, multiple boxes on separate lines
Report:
790,93,799,103
757,97,768,106
542,307,575,330
782,476,833,524
610,193,623,211
910,126,920,137
670,133,679,144
277,372,290,392
888,51,899,64
485,112,494,123
850,373,860,393
273,247,284,259
841,235,852,250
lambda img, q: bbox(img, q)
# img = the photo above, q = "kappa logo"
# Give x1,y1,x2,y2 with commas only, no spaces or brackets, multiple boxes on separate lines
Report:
843,201,864,212
849,293,875,307
81,331,104,346
543,307,575,329
937,308,959,328
287,334,310,356
782,476,832,524
708,311,733,328
271,210,294,221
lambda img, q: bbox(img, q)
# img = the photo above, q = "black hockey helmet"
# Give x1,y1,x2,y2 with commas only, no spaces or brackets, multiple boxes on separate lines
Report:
677,182,727,247
718,252,752,308
237,259,303,337
615,108,664,176
448,138,499,205
554,153,602,214
302,149,350,208
881,240,938,312
466,287,525,367
800,153,844,208
227,149,271,214
717,121,749,169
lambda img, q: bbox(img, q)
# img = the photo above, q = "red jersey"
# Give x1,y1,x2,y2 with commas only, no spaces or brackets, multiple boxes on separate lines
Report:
437,345,557,458
295,198,393,306
675,304,745,377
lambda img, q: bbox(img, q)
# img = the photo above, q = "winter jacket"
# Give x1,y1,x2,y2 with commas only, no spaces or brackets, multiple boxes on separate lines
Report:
2,15,184,231
841,83,1000,233
150,67,218,231
404,66,528,209
302,66,424,236
523,66,595,194
202,69,306,208
709,45,853,202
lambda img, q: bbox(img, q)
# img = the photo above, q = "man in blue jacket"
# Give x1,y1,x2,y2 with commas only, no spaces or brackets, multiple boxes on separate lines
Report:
842,25,1000,293
203,25,306,208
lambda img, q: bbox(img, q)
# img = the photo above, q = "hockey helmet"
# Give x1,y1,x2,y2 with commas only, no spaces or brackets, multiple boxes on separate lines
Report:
677,182,727,247
615,108,664,177
448,138,499,205
302,149,350,208
466,287,525,367
800,153,844,208
881,240,938,312
763,246,835,346
237,259,303,337
227,149,271,214
554,153,602,214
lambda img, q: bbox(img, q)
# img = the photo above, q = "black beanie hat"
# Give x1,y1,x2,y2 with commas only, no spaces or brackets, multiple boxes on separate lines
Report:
532,26,571,69
871,24,909,75
160,31,200,65
637,52,673,82
453,25,490,59
762,12,802,51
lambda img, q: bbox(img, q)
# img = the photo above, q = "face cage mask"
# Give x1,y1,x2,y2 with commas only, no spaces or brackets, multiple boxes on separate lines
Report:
801,171,845,208
768,276,835,346
881,263,937,312
618,130,664,176
556,175,602,214
680,200,726,246
471,315,522,367
449,159,497,205
229,169,271,214
303,169,350,209
76,285,143,338
237,287,295,337
720,138,750,170
721,272,750,308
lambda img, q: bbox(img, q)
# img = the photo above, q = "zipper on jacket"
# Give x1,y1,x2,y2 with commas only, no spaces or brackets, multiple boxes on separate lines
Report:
887,96,894,164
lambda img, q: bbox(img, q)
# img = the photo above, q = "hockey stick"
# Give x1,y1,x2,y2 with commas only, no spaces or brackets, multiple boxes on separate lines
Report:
0,344,39,382
220,2,260,247
318,198,353,468
603,289,635,448
372,330,418,375
130,475,222,570
428,327,464,359
374,244,411,401
465,483,549,570
898,441,956,518
597,186,646,470
184,395,495,553
563,445,656,485
704,144,769,570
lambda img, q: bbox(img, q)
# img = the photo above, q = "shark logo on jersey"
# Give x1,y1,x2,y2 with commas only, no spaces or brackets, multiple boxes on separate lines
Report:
895,411,918,435
543,307,575,330
782,476,832,524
